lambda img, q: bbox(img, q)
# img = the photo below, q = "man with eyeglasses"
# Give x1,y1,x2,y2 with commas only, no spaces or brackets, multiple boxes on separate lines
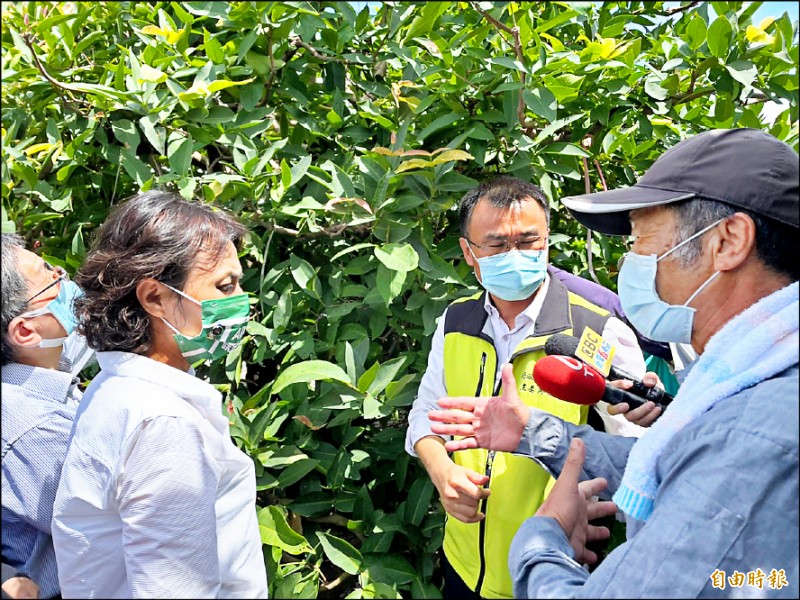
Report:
2,233,87,599
404,176,654,599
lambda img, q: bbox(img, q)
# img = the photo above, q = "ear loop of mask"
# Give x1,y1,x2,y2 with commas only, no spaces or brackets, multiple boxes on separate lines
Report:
160,283,201,334
657,217,724,308
19,277,70,348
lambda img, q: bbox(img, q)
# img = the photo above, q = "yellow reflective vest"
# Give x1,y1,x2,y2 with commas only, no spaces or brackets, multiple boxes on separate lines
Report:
441,277,610,598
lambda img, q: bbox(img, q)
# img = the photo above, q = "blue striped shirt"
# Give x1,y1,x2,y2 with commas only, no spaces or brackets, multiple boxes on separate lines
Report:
1,363,81,599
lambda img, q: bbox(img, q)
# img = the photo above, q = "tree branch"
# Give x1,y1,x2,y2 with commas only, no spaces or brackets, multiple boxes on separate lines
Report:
593,158,608,191
665,1,702,16
291,35,349,63
21,32,90,114
471,3,538,136
264,221,372,239
671,86,715,105
320,572,353,592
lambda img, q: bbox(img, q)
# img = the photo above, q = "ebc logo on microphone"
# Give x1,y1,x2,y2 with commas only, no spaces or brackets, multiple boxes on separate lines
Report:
575,327,615,376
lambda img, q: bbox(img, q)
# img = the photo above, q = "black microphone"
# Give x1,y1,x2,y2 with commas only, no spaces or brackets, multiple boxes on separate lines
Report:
532,355,654,410
545,333,674,407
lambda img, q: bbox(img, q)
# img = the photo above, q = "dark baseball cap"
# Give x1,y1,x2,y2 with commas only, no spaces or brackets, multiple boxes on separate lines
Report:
561,128,799,235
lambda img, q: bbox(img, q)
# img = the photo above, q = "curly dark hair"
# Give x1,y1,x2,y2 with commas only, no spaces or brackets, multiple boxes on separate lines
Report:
75,190,246,353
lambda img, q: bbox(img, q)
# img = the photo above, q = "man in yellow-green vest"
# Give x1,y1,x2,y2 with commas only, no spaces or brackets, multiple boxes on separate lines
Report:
405,176,650,599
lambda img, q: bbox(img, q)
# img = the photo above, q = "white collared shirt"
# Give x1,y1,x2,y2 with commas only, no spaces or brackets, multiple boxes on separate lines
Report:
51,352,268,599
405,275,648,456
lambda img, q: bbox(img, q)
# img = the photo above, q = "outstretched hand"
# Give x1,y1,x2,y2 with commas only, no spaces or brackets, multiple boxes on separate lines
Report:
535,438,618,565
429,364,530,453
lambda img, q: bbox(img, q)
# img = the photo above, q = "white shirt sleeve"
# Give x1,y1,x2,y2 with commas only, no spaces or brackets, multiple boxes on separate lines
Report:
405,310,449,457
117,416,222,598
594,316,649,438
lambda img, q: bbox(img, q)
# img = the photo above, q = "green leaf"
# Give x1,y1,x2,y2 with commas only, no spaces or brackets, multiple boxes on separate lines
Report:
111,119,140,149
277,458,320,487
686,15,707,51
203,28,225,63
290,155,312,186
411,578,443,599
404,476,434,526
272,360,353,394
540,143,589,157
707,16,733,59
139,64,167,83
318,532,363,575
70,225,86,258
258,505,312,555
523,87,557,122
119,150,152,188
362,554,416,585
290,491,336,517
366,356,408,397
139,115,166,156
534,9,579,33
167,134,193,176
376,265,407,306
725,60,758,87
289,254,322,299
206,77,256,93
416,114,462,143
644,75,669,100
374,243,419,272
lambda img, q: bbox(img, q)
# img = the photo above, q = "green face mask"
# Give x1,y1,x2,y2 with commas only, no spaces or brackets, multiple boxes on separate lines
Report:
160,283,250,362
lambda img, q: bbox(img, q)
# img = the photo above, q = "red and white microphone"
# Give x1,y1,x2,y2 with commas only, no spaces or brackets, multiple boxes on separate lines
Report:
532,355,654,409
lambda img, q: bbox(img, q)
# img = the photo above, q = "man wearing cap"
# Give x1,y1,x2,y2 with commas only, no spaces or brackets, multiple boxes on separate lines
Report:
428,128,798,597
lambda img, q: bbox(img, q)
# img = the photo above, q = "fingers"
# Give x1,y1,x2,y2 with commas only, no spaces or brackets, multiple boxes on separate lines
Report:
440,468,491,523
444,501,485,523
577,477,608,501
431,423,476,437
586,523,611,544
465,470,491,488
444,438,478,452
436,396,482,411
500,364,517,397
428,408,476,424
606,402,629,415
576,548,599,566
625,401,662,427
559,438,586,484
642,371,664,391
586,498,618,522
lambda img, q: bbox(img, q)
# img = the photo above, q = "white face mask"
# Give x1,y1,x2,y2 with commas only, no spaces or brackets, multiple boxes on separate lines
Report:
618,219,723,344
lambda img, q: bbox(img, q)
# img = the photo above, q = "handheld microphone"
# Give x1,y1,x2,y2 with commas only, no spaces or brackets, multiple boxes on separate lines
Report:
545,333,674,406
532,355,656,410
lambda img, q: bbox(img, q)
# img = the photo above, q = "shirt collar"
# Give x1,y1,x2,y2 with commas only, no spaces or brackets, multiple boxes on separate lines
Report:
482,273,551,330
95,351,226,429
1,362,76,404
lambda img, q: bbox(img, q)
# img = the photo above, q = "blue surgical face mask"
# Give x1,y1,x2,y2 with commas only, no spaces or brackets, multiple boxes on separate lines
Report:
618,219,723,344
19,277,84,348
469,246,548,302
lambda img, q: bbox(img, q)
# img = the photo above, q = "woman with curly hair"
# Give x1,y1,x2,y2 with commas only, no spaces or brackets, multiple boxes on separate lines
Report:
51,191,268,599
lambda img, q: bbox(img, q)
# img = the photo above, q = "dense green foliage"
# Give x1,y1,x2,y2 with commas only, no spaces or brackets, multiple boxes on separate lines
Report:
2,2,797,597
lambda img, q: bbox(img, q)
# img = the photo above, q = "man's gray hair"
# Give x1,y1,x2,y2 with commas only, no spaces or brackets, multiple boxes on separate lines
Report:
666,200,735,266
666,198,798,281
2,233,29,366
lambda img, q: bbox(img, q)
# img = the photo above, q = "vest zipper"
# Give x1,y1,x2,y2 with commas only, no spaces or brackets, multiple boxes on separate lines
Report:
475,370,501,597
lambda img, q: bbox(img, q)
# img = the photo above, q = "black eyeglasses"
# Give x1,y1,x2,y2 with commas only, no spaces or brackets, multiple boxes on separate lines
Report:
466,236,546,256
25,263,68,305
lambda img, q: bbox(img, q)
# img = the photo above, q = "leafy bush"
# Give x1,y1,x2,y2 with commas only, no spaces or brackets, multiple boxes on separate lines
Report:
2,2,797,597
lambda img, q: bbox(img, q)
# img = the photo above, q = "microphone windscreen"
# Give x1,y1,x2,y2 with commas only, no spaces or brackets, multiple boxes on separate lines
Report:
543,333,580,357
533,355,606,405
